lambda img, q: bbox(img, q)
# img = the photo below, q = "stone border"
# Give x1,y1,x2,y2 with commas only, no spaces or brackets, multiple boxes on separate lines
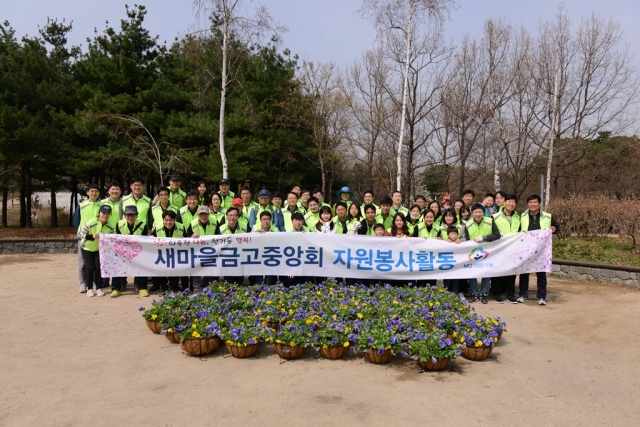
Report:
0,239,77,255
552,259,639,287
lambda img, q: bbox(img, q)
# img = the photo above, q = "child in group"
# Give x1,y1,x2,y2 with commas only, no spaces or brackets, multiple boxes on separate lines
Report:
373,223,385,236
443,226,465,301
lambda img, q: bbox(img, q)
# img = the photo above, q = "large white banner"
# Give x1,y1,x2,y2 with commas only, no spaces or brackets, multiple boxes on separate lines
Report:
99,229,552,280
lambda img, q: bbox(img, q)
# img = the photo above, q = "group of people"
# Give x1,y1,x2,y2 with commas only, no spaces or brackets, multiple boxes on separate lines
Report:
74,174,557,306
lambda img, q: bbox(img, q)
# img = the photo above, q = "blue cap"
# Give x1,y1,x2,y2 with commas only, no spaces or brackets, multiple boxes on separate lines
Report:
258,189,270,197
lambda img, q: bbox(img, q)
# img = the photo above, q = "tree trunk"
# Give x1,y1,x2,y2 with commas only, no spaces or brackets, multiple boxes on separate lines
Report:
1,185,7,228
219,13,230,179
25,161,32,228
69,174,77,227
19,163,26,228
50,166,58,228
493,156,500,192
396,0,414,192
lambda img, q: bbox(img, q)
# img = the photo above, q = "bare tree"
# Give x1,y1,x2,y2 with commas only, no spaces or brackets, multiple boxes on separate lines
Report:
192,0,284,179
359,0,456,192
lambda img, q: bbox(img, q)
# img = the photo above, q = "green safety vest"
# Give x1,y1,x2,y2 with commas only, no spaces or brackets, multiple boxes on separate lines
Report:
520,210,552,231
242,201,259,222
198,195,207,206
81,218,115,252
417,223,439,238
333,217,351,234
439,224,465,240
251,224,278,233
218,223,245,234
189,218,217,236
117,219,146,235
360,220,377,236
219,191,236,210
154,224,185,238
77,200,102,234
304,211,320,230
407,219,423,235
150,204,179,230
390,205,409,217
466,218,494,240
375,213,394,231
332,200,353,216
208,207,227,225
179,205,200,229
100,197,123,229
282,206,302,232
494,211,521,236
251,205,275,226
122,194,152,227
169,189,186,209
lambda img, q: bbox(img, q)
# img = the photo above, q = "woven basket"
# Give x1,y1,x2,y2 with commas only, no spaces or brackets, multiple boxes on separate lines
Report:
145,319,162,334
363,348,393,364
165,332,180,344
418,357,451,371
462,345,493,361
319,345,349,360
264,322,279,330
226,343,259,358
497,332,503,342
273,343,305,360
180,336,221,356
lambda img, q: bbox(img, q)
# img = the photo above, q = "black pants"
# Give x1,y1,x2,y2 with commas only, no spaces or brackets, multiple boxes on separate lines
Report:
519,272,547,300
81,249,102,289
458,279,469,294
153,277,181,292
112,276,147,291
224,276,244,285
443,279,459,294
493,275,516,298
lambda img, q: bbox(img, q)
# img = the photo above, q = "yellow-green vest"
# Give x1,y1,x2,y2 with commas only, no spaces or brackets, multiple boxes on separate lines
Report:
169,189,186,209
77,200,102,234
189,218,217,236
466,218,494,240
304,211,320,230
116,219,145,235
494,211,521,236
375,213,394,231
81,218,115,252
154,223,185,238
520,210,552,231
439,224,465,240
151,203,179,230
417,223,439,238
100,197,123,229
219,191,236,210
218,223,245,234
179,205,200,229
252,224,278,233
122,194,152,227
282,206,302,232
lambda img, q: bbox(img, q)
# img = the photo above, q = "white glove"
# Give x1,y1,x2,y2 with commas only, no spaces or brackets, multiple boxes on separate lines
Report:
320,222,331,233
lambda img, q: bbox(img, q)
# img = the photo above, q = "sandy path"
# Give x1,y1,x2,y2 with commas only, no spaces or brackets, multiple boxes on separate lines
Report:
1,254,639,426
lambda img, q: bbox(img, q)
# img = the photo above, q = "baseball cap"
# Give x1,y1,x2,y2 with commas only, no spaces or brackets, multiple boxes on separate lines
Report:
219,179,230,185
123,206,138,215
169,174,182,181
258,189,270,198
232,197,243,206
99,205,112,214
197,206,210,214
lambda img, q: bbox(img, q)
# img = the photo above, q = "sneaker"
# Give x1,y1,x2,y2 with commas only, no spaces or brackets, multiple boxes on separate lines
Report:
79,284,87,293
517,296,528,303
110,290,121,298
481,295,488,304
507,295,518,304
149,285,160,292
538,298,547,306
96,288,105,297
469,295,477,303
86,289,95,297
494,296,504,304
139,289,150,297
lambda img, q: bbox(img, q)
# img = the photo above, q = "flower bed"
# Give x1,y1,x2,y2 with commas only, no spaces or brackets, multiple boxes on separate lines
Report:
140,281,507,366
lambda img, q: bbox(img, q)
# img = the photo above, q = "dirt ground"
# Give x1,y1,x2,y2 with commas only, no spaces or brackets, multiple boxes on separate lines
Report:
1,254,639,427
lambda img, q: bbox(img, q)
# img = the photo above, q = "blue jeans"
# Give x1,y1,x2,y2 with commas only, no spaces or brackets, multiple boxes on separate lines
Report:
469,277,490,296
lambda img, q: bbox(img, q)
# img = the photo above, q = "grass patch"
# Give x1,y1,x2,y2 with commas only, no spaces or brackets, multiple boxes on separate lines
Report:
553,236,640,267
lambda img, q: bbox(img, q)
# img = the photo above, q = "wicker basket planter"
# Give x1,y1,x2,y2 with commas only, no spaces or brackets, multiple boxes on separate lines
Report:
418,357,451,371
264,322,279,330
462,345,493,361
273,343,306,360
319,345,349,360
226,343,259,358
363,348,393,364
165,331,181,343
145,319,162,334
180,336,221,356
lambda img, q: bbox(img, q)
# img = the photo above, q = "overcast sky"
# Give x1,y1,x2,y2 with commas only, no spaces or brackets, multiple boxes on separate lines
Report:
4,0,640,69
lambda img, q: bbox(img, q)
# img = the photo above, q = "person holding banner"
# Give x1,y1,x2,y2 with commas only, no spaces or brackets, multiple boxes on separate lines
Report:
417,210,439,239
217,207,245,285
78,205,114,297
492,194,521,304
443,225,463,299
290,212,312,233
151,210,184,293
314,206,336,233
464,203,501,304
347,203,363,230
438,209,465,241
407,205,423,236
252,211,278,285
112,205,149,297
518,194,558,306
386,213,410,237
74,183,102,293
188,206,217,291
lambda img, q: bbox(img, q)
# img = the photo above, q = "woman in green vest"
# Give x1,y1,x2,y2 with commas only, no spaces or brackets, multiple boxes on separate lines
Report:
79,205,114,297
208,193,227,225
438,209,465,240
407,204,423,236
428,200,443,228
197,181,209,206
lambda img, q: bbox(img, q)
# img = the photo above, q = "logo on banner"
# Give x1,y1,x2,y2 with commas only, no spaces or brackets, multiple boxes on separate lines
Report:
468,247,489,261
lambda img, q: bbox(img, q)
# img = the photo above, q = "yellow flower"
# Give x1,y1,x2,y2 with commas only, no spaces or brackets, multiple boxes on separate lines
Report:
289,341,296,346
192,331,201,338
460,337,465,343
475,340,483,347
332,314,337,319
504,327,509,332
275,339,282,344
151,314,157,320
167,328,172,333
492,319,499,326
191,324,196,328
356,313,363,319
266,300,272,304
343,342,349,347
